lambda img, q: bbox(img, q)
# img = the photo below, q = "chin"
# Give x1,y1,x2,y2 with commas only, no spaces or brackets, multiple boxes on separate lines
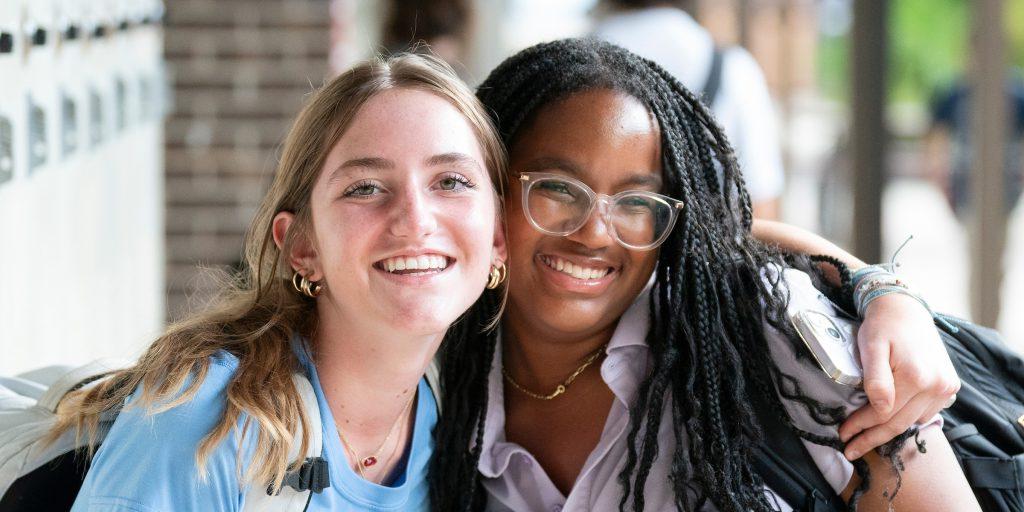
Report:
386,302,467,337
530,300,615,336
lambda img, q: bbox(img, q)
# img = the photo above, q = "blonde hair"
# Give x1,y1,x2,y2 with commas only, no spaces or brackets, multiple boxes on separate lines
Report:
50,53,507,491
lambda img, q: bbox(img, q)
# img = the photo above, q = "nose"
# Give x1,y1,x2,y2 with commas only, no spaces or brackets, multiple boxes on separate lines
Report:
566,198,615,250
389,185,438,239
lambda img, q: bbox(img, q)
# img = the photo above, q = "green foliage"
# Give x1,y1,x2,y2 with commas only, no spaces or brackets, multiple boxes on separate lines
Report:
889,0,967,102
816,0,1024,104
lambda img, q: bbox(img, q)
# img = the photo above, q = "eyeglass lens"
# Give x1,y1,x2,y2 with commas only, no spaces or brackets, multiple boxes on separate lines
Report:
526,177,675,248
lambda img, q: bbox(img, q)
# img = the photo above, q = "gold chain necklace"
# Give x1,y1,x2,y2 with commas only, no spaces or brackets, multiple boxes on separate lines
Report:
502,343,608,400
335,390,416,480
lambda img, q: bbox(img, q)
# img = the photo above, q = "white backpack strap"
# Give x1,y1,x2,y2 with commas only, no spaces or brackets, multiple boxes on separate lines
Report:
37,359,131,413
241,372,327,512
424,356,442,413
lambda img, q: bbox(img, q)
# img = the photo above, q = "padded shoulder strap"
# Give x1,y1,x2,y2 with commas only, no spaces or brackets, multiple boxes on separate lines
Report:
750,390,844,512
241,372,328,512
37,359,130,413
425,357,442,413
701,46,725,106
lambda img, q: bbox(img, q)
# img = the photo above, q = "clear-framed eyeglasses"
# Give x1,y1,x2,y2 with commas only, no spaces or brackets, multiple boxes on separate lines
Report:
518,172,684,251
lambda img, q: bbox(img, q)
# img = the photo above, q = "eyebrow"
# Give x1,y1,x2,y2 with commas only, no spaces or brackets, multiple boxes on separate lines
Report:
618,173,662,189
425,152,481,170
521,157,583,176
523,156,662,189
327,152,483,185
328,157,393,184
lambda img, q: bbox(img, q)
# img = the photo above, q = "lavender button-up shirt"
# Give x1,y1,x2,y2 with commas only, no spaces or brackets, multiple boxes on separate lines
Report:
478,269,940,511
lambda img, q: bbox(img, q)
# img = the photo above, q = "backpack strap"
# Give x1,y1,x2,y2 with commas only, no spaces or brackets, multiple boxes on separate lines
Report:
700,46,725,106
241,372,328,512
424,357,442,413
959,454,1024,490
750,390,845,512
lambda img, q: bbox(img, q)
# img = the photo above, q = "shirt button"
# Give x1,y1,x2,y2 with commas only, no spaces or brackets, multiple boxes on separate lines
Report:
551,505,563,512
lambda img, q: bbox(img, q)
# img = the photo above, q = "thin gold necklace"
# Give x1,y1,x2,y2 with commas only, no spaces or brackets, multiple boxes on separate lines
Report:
335,390,416,479
502,343,608,400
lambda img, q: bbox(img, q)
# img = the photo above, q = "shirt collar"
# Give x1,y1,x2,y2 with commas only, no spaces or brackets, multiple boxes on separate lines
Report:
476,274,656,479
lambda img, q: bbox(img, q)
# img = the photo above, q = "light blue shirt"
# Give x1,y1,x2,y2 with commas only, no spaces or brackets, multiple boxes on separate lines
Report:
72,345,436,511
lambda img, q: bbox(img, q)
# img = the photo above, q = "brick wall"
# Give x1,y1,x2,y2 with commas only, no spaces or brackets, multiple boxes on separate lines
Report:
163,0,333,320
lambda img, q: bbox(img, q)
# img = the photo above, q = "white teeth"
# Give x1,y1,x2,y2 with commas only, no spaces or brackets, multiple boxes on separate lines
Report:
541,256,609,280
380,254,449,273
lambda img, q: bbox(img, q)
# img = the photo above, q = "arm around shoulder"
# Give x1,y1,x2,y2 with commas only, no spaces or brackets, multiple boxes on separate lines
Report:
842,423,980,511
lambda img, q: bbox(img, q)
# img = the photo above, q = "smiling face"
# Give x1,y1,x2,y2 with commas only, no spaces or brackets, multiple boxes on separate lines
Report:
301,87,502,337
504,88,663,342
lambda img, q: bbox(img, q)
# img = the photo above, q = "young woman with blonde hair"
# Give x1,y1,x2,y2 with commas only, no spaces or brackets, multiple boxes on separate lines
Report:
58,53,508,510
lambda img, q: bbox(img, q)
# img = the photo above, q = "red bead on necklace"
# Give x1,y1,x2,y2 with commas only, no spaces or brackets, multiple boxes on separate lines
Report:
361,456,378,467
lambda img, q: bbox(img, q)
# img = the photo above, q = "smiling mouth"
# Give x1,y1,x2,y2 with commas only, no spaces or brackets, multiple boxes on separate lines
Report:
539,255,613,281
375,254,452,276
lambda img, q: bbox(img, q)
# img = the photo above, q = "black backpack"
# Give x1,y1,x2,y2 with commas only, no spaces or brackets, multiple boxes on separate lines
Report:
755,313,1024,512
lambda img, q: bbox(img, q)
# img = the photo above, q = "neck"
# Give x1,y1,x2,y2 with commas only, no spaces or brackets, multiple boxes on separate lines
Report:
501,306,617,393
313,301,440,436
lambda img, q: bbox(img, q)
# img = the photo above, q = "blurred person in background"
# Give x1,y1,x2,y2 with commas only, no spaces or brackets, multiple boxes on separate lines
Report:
55,53,507,511
384,0,471,70
924,65,1024,326
926,66,1024,218
593,0,786,220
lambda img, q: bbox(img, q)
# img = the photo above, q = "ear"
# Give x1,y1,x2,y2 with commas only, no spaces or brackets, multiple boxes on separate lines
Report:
492,211,508,266
272,211,322,280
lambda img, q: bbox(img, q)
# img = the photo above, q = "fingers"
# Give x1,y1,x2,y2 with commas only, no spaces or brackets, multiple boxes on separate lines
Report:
859,335,896,416
842,394,933,461
839,402,883,443
914,374,961,425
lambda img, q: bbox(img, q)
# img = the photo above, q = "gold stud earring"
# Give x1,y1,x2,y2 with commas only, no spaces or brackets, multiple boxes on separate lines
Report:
292,270,323,298
486,262,507,290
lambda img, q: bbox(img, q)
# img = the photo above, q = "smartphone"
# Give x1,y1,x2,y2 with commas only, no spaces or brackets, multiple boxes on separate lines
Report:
790,309,864,388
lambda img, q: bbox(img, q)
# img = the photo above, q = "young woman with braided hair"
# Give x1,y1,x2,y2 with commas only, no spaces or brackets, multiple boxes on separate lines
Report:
429,39,977,511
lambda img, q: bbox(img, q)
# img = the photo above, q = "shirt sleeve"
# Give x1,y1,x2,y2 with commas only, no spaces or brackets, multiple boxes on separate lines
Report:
71,354,255,512
763,268,941,495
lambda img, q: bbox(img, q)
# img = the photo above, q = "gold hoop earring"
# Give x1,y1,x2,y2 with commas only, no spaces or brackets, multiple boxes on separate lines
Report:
292,271,323,298
486,262,507,290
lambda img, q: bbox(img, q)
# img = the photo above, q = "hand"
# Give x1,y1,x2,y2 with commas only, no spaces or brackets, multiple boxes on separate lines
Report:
837,293,960,460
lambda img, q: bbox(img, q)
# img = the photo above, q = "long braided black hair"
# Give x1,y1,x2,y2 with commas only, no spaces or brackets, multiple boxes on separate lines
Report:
430,38,896,511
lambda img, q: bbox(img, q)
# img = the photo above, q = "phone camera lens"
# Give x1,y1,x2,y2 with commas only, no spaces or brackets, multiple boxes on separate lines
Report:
827,327,841,339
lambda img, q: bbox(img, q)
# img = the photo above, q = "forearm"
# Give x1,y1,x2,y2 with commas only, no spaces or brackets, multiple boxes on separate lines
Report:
751,219,867,286
841,424,980,511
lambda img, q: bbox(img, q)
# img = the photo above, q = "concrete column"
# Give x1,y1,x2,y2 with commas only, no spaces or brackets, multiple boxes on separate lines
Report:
968,0,1007,327
849,0,887,263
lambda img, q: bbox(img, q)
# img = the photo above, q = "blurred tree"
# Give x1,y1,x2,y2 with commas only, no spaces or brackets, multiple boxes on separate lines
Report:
816,0,1024,105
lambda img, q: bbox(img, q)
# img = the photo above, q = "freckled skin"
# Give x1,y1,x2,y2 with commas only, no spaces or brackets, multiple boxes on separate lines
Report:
308,88,500,338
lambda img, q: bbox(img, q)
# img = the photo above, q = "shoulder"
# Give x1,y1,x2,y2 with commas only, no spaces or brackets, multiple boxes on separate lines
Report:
72,352,250,511
720,46,767,83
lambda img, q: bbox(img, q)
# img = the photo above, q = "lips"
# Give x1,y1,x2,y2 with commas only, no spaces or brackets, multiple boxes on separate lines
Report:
538,254,613,280
375,254,451,276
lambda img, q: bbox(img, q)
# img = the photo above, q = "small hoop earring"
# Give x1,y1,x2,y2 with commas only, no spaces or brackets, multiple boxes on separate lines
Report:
292,271,323,298
486,262,507,290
